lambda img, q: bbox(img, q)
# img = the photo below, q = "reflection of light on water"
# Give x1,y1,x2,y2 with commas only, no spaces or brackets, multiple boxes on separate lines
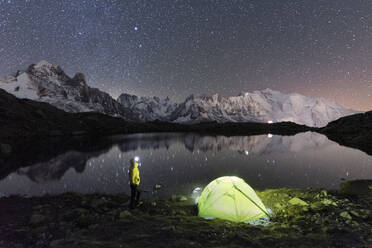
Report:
4,132,372,197
267,134,273,138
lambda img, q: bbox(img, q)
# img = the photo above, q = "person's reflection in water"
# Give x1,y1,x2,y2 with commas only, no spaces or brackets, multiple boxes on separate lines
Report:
129,156,142,209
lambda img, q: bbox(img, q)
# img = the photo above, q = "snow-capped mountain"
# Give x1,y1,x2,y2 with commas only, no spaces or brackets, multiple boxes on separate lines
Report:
0,61,138,121
118,89,356,127
118,93,178,121
0,61,356,127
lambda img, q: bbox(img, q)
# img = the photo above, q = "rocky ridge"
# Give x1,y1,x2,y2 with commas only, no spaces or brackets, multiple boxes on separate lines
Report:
0,60,138,121
118,89,357,127
0,61,356,127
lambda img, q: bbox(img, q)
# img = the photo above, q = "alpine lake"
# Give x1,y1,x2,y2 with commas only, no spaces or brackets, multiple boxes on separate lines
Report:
2,132,372,248
1,131,371,198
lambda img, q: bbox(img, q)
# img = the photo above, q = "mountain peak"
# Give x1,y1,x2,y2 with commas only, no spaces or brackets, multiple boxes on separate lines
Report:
262,88,278,94
185,94,195,100
239,88,279,97
26,60,69,82
0,61,139,121
0,61,357,127
34,60,54,69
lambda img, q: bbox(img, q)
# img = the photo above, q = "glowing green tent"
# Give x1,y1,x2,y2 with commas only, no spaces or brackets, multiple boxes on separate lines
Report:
198,176,269,222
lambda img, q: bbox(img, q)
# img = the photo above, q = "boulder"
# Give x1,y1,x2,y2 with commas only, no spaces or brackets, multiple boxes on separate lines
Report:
119,210,132,219
90,198,106,209
339,211,352,220
340,180,372,196
171,195,187,202
76,215,93,227
321,199,338,207
154,184,163,190
29,214,48,226
160,225,176,231
288,197,308,206
62,208,88,221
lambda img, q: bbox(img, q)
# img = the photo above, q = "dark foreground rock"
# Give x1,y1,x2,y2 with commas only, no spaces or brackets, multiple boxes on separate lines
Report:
0,88,131,142
320,111,372,155
0,181,371,248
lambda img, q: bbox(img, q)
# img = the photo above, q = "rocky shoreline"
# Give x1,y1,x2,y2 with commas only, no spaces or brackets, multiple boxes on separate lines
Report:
319,110,372,156
0,180,371,248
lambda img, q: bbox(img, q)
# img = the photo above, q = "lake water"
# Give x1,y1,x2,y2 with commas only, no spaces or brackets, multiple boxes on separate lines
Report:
1,132,372,198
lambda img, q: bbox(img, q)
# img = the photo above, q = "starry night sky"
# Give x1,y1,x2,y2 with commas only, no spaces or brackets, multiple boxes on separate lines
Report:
0,0,371,110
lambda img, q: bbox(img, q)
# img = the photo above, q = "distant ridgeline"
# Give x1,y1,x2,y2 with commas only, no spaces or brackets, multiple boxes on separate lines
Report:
0,61,357,127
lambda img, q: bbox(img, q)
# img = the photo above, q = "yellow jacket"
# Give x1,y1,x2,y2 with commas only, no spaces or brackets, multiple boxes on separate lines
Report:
129,162,140,185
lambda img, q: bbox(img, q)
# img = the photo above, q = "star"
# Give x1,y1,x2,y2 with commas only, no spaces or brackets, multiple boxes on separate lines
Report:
0,0,370,111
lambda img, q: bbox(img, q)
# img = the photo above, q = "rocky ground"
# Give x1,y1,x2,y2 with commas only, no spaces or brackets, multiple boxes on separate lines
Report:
0,180,371,248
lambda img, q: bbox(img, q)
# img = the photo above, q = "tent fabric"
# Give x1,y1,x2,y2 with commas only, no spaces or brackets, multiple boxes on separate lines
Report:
198,176,269,222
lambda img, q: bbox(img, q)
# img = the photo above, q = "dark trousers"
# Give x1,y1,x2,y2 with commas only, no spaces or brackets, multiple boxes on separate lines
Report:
130,184,141,209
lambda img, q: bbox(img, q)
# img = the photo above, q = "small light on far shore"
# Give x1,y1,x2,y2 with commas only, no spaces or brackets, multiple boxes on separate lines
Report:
267,134,273,138
267,120,274,124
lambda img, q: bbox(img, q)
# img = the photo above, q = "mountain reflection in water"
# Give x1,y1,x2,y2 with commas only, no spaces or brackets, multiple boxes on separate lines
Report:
1,132,372,197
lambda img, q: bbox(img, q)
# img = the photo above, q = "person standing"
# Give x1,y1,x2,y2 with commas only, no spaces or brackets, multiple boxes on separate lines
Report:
129,157,141,209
